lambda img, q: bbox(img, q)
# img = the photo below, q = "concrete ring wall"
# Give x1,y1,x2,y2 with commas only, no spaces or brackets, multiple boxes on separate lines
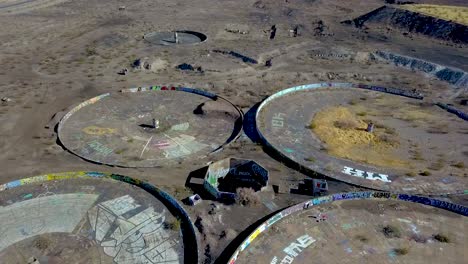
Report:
254,82,428,190
0,171,198,263
227,191,468,263
143,30,208,45
436,103,468,121
57,85,244,166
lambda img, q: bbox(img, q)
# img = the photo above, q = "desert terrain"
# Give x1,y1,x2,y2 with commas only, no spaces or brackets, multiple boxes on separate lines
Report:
0,0,467,263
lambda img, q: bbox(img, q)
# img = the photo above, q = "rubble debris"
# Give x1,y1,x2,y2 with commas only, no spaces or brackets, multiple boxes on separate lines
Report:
208,202,218,214
225,24,249,35
118,6,125,10
308,212,328,222
117,68,128,75
265,59,272,67
253,1,265,9
1,97,12,102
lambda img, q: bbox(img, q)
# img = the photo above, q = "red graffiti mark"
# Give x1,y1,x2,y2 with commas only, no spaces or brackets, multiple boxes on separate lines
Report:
152,140,171,149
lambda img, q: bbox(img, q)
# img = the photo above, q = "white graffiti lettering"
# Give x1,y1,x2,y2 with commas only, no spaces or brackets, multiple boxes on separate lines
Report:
272,113,285,128
271,234,316,264
342,166,391,183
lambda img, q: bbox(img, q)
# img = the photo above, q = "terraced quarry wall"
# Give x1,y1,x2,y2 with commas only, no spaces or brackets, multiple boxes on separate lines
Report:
345,5,468,44
373,50,468,88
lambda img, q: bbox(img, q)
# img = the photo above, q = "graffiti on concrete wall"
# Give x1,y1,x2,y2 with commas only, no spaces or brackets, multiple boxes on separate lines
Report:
228,190,467,263
0,172,198,262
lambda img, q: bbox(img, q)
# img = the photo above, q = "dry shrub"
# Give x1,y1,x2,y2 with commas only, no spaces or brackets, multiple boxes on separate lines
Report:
420,170,431,176
451,162,465,169
236,187,260,206
377,134,399,146
394,247,409,255
427,125,449,134
383,225,401,238
334,119,358,129
434,233,450,243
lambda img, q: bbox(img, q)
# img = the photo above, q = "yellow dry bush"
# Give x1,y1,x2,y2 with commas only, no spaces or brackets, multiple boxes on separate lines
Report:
310,107,409,169
402,4,468,26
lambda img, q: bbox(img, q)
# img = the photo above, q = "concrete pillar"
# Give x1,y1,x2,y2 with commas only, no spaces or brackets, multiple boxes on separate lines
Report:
366,122,375,133
152,119,159,129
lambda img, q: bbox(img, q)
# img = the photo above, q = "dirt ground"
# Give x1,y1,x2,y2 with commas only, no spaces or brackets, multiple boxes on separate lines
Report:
309,89,468,176
0,0,467,263
236,199,468,264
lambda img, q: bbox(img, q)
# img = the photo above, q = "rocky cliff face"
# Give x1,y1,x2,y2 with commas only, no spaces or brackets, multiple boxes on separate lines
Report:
344,5,468,44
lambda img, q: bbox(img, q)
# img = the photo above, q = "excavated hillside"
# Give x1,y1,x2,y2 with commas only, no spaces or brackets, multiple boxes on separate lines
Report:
343,5,468,44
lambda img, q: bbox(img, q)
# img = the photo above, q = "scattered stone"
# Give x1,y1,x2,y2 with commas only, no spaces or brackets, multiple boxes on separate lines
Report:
265,59,272,67
28,257,40,264
1,97,12,102
118,6,125,10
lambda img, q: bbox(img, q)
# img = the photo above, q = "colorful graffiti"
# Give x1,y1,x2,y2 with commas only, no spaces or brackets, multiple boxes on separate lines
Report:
58,86,243,168
228,191,467,263
0,172,198,263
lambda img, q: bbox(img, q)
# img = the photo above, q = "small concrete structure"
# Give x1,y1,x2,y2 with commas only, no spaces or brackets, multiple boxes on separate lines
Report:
187,194,202,206
203,158,269,202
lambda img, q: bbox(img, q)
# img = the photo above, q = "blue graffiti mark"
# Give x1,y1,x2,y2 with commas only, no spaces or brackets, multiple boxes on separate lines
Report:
284,148,294,153
86,172,105,177
22,193,33,199
6,180,21,189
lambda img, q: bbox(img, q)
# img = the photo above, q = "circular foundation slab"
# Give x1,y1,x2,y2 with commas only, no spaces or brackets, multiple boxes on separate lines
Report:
229,192,467,264
0,172,196,264
144,30,207,45
58,86,243,167
256,83,468,195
